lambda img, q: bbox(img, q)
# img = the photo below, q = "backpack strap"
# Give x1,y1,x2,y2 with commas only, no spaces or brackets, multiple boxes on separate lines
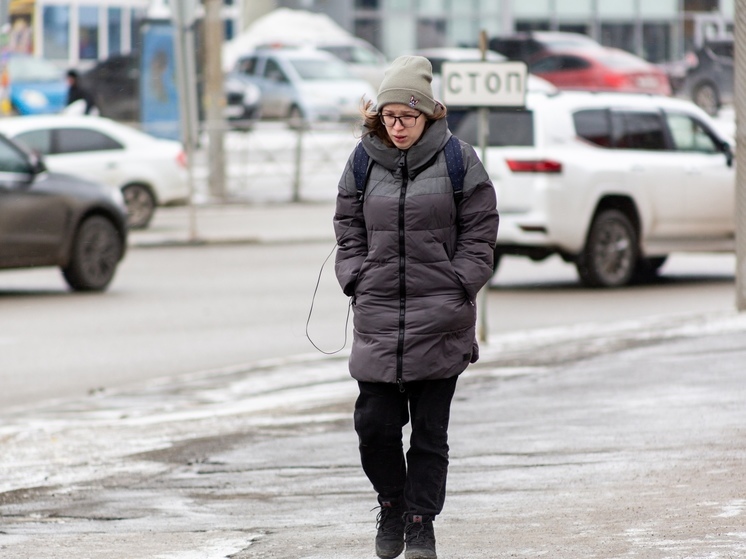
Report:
352,142,371,200
443,135,465,204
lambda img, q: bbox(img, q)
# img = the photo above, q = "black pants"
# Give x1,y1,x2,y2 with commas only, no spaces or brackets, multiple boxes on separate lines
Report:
354,376,459,517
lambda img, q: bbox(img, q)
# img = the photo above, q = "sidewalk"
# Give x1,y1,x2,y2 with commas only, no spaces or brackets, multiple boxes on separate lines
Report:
128,201,337,248
0,309,745,558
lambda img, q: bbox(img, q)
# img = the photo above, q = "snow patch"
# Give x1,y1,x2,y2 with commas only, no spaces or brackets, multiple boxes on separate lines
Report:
223,8,354,70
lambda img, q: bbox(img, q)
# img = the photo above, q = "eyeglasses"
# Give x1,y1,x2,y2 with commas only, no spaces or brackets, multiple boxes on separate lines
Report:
380,113,421,128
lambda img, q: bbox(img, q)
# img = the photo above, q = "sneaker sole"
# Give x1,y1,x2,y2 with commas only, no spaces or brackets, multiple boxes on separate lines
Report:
404,549,437,559
376,542,404,559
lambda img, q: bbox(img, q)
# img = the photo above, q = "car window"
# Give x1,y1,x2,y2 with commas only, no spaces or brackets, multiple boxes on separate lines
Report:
55,128,124,154
530,56,562,73
611,111,667,150
531,55,589,73
573,109,612,147
451,109,534,147
559,55,591,71
236,56,257,75
664,113,719,153
709,42,733,59
263,58,288,82
0,138,31,174
14,129,53,155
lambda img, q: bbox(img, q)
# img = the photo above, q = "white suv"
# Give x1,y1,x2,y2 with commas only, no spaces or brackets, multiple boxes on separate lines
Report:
451,90,735,287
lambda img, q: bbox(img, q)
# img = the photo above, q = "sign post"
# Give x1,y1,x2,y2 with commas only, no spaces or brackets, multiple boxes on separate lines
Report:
171,0,200,241
441,38,528,342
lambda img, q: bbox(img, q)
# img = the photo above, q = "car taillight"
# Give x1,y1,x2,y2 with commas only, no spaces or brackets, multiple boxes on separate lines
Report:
602,72,630,89
176,150,187,168
505,159,562,173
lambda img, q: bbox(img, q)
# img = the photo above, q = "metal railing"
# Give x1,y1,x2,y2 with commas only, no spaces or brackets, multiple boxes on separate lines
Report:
193,119,361,203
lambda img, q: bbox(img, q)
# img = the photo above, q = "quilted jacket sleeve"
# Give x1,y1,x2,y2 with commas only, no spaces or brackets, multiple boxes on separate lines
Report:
451,142,499,301
333,151,368,297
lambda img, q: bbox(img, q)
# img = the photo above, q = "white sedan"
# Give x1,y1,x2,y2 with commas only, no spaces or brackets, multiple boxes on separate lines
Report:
0,115,189,228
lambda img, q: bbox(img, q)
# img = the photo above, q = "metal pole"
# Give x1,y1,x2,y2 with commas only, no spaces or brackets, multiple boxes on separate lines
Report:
172,1,199,242
204,0,227,200
292,125,303,203
477,29,490,343
734,1,746,310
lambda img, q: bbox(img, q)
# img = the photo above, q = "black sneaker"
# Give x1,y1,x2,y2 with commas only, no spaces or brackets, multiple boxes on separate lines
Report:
375,499,405,559
404,514,437,559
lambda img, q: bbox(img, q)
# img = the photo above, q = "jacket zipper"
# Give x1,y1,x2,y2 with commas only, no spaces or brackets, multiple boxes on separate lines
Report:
396,156,408,393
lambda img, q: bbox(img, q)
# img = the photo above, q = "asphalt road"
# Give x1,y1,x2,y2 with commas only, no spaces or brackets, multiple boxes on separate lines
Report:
0,237,737,410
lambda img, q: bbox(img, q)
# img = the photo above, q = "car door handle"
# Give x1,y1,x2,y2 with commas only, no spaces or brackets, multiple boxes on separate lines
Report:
630,165,645,172
105,162,118,169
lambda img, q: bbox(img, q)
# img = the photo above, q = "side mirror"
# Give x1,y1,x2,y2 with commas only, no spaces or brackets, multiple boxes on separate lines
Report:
27,151,46,175
722,141,734,167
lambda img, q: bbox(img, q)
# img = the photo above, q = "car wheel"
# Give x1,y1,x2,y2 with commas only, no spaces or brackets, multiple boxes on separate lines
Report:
576,209,639,288
287,105,305,129
62,216,123,292
122,183,156,229
633,256,668,283
692,82,719,116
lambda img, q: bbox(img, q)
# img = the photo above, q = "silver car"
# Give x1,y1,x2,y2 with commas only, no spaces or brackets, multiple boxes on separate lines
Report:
233,48,377,125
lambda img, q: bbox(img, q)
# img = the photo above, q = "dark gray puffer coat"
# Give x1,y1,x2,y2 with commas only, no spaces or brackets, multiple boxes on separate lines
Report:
334,118,499,385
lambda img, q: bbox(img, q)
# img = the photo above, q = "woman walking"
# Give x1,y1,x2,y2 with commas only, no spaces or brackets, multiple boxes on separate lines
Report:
333,55,499,559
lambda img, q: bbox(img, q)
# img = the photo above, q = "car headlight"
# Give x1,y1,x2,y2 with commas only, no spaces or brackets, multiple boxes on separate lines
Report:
109,185,126,209
243,84,261,105
19,89,49,109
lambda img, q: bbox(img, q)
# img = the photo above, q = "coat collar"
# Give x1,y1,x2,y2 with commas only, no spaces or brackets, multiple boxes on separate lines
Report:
362,118,451,177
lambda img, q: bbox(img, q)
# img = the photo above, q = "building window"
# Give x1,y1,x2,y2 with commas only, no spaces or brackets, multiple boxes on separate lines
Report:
131,8,147,52
355,18,382,51
108,8,123,55
42,5,69,60
356,0,380,7
79,6,99,59
601,22,634,53
416,18,446,49
643,23,670,62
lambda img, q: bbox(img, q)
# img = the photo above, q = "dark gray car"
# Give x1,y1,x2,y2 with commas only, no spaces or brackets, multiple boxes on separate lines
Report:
0,133,128,291
683,39,733,116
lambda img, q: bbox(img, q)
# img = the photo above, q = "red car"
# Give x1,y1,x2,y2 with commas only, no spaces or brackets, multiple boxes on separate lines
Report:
529,47,671,96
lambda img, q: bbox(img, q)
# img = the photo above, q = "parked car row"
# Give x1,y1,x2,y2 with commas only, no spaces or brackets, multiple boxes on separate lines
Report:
78,52,261,125
0,115,190,229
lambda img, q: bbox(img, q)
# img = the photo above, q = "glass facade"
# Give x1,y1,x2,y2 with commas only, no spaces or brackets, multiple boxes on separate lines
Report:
79,6,99,60
354,0,711,64
108,8,122,55
33,1,149,66
42,5,70,60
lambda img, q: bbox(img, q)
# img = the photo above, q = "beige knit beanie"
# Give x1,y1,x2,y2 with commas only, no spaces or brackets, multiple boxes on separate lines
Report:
376,55,436,116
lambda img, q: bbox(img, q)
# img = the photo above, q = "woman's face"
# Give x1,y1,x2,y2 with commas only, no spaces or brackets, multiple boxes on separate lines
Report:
380,103,426,150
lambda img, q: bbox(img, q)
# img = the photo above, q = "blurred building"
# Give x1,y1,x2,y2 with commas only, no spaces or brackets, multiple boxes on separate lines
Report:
244,0,735,63
2,0,241,69
3,0,734,68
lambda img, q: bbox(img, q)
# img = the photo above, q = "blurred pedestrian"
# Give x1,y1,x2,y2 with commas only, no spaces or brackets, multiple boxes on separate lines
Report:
66,69,98,115
333,55,499,559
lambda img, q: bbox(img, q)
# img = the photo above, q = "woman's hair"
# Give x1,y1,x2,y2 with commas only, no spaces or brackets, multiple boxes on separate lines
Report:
358,98,447,147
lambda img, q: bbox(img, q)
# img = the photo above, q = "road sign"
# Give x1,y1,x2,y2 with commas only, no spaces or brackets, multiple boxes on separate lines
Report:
441,61,528,107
